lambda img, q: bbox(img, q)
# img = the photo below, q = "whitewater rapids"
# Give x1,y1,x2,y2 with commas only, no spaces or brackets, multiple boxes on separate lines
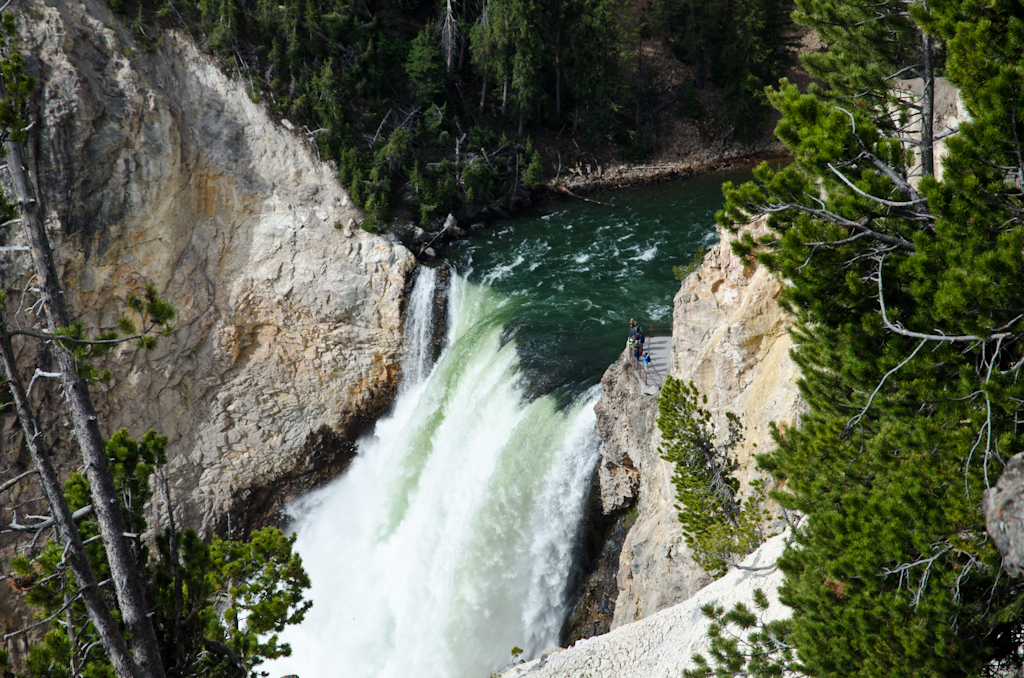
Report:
267,268,602,678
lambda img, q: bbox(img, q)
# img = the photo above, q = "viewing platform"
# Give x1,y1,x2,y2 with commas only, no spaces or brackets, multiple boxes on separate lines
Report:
627,321,671,388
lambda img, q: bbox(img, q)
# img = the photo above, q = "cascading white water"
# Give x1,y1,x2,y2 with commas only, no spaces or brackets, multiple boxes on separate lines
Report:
266,268,601,678
402,267,440,384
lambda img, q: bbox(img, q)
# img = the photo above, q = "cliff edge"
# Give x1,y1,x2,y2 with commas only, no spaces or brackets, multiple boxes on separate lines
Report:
583,219,804,633
505,532,790,678
7,0,414,536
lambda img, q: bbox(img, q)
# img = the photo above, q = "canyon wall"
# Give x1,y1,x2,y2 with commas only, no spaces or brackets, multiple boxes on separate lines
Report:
584,219,805,633
671,217,806,492
7,0,414,537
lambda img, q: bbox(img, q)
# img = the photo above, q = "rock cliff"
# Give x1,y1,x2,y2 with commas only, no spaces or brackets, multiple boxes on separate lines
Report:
580,219,805,635
593,358,712,628
7,0,414,535
671,217,806,492
987,453,1024,576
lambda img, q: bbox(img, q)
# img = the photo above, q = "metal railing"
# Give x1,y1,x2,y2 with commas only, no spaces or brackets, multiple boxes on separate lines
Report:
628,349,664,387
640,322,673,338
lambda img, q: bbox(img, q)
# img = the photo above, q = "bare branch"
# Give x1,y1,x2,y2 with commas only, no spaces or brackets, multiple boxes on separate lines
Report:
827,162,926,207
0,468,38,494
10,319,168,347
845,338,927,431
7,504,93,532
876,263,1013,342
880,544,952,608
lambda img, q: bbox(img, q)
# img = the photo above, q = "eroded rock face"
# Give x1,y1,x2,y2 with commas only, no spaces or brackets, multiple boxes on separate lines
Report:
672,218,806,492
11,0,415,534
587,218,805,631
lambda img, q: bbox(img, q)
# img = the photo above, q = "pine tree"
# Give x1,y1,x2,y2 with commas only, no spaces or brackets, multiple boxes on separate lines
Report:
405,27,447,105
561,0,626,139
660,0,797,139
713,0,1024,675
658,378,772,578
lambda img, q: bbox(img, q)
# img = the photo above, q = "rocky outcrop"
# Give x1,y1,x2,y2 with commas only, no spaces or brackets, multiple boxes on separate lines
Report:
501,532,790,678
563,474,637,645
583,218,805,636
986,453,1024,576
593,358,713,628
8,0,414,534
672,218,806,492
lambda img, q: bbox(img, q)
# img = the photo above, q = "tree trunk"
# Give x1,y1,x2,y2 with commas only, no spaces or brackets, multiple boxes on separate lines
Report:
920,30,934,177
555,0,562,118
441,0,457,72
0,325,141,678
4,121,167,678
502,73,509,116
479,63,487,115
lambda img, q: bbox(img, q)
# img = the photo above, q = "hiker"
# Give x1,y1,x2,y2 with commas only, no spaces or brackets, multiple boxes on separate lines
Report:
629,319,637,339
636,325,645,349
634,342,642,362
643,353,651,367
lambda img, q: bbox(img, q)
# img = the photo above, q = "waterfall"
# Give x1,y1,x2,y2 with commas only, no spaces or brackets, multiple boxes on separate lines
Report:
267,271,601,678
402,267,440,385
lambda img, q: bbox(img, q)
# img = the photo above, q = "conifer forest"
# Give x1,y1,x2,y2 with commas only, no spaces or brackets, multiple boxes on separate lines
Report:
122,0,797,228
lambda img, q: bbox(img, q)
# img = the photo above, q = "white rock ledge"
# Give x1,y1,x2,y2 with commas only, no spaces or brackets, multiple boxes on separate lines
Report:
501,533,791,678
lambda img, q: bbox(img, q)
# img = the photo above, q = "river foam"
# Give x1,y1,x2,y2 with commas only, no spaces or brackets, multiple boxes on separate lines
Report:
266,271,600,678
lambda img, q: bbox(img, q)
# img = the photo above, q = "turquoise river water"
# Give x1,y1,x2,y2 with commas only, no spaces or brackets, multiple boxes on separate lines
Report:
447,167,756,404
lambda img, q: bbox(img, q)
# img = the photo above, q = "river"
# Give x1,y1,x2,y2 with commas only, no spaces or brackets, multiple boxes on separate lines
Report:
266,168,753,678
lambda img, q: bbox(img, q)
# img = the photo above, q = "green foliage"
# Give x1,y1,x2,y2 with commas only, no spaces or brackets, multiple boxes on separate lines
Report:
684,589,798,678
709,0,1024,675
658,377,770,577
105,429,167,535
9,430,311,678
51,283,176,382
673,244,707,280
560,0,630,140
207,529,312,660
659,0,796,139
793,0,920,119
678,83,703,120
405,28,446,105
462,158,500,204
521,145,544,188
0,14,35,146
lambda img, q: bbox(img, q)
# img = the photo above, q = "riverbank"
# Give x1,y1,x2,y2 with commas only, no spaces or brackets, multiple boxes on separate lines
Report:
389,148,790,261
548,148,789,194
